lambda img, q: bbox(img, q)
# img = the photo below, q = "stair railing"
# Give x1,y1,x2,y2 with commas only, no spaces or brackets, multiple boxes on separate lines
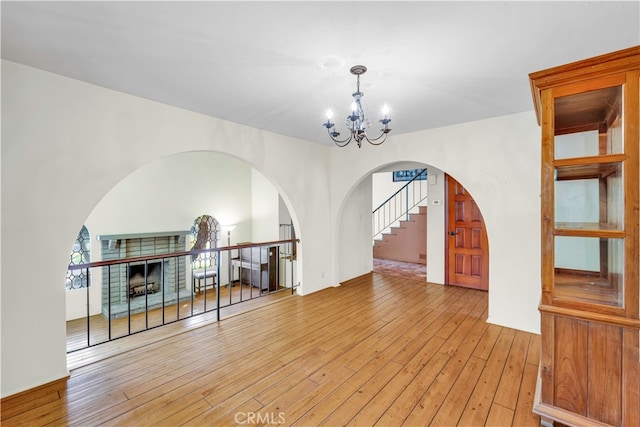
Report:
372,168,428,239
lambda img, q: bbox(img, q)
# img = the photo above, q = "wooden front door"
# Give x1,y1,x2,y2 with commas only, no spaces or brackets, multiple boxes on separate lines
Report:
446,175,489,290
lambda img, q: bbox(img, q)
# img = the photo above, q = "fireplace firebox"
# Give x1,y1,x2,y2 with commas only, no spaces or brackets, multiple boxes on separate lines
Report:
128,261,162,297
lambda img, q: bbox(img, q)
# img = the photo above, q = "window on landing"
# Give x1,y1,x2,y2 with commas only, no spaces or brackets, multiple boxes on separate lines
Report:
66,225,90,290
190,215,221,270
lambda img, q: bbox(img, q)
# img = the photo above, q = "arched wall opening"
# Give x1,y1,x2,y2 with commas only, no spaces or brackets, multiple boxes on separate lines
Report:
65,150,302,321
335,160,487,290
329,112,541,337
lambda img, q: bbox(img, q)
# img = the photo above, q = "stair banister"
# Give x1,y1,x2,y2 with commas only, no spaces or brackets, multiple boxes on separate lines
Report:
372,168,428,239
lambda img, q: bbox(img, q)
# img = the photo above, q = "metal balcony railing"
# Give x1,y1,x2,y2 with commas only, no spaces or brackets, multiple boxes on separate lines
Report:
66,238,299,353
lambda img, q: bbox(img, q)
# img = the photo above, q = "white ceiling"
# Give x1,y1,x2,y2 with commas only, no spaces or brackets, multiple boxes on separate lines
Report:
2,1,639,146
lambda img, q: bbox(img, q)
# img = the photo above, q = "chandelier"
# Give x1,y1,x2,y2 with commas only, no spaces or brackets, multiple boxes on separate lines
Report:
323,65,392,148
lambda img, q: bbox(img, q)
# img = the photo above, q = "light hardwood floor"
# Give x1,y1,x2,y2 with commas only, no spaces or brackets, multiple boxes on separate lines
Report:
2,273,541,426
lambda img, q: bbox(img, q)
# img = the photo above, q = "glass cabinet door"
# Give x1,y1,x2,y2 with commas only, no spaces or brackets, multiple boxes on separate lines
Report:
551,82,625,308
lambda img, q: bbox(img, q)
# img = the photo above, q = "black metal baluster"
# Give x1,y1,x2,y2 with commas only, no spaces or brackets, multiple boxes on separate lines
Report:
216,249,221,321
127,263,131,336
203,261,208,313
108,265,112,341
177,255,182,320
232,249,238,305
144,260,149,330
85,267,90,348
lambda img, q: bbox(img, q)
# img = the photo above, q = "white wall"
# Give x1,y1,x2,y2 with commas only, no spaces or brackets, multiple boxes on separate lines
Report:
251,169,280,243
425,167,446,284
85,151,253,237
331,111,541,335
338,175,373,282
1,60,332,397
279,196,291,225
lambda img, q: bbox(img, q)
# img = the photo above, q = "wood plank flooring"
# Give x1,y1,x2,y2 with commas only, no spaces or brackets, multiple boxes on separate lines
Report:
2,273,541,426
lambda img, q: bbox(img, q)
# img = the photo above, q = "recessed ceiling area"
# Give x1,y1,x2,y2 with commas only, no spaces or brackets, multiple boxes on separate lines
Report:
2,1,638,146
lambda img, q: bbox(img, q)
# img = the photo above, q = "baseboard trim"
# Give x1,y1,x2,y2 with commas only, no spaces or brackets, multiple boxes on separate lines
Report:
1,374,70,402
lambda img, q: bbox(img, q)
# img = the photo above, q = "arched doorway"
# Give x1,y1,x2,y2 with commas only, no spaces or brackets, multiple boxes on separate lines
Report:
65,151,300,353
337,161,490,293
371,167,428,281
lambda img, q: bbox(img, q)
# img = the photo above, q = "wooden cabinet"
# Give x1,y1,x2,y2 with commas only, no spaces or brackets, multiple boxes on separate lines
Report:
530,46,640,426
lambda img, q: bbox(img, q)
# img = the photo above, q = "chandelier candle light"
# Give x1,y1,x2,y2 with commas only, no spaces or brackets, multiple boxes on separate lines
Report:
323,65,392,148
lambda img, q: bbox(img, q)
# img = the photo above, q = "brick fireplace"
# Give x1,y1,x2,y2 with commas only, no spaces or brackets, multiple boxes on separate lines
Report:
98,231,191,319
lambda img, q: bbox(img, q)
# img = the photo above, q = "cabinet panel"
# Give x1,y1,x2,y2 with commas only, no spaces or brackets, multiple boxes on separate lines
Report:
622,329,640,426
554,316,588,414
549,315,625,425
587,323,622,425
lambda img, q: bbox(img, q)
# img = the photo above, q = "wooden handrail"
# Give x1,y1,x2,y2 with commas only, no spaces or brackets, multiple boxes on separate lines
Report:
68,238,299,271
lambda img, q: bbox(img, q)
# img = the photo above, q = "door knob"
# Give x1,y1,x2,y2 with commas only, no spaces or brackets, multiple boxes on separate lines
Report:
449,231,457,236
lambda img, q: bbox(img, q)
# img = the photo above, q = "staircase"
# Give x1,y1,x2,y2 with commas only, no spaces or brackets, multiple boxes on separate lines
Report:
372,168,428,239
373,205,426,264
